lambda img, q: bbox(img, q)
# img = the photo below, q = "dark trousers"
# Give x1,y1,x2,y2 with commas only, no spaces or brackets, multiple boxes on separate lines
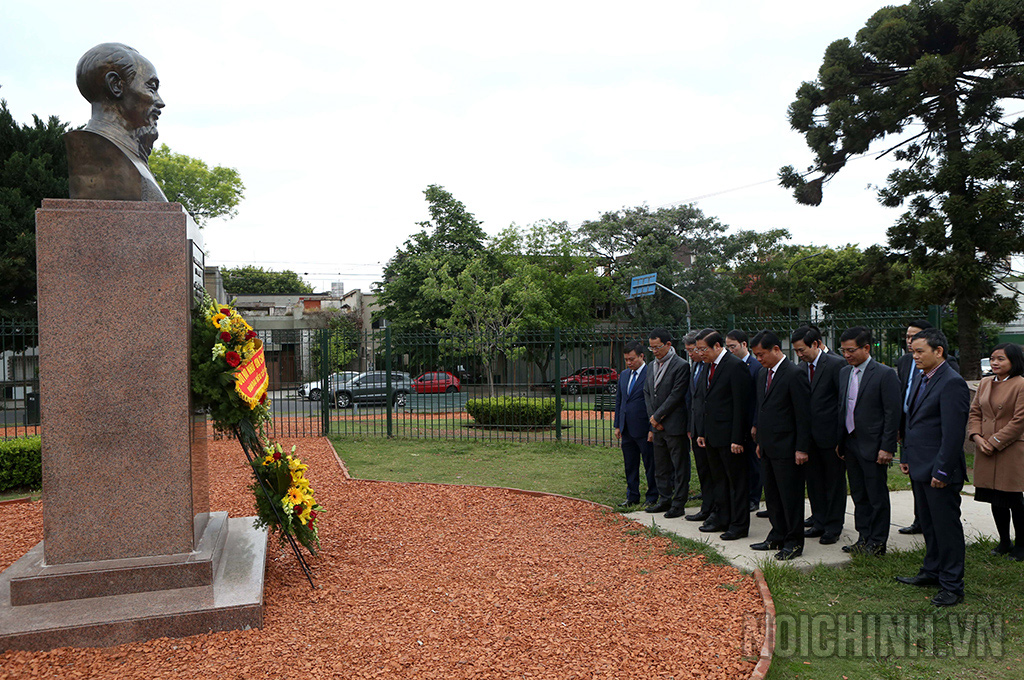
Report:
762,454,805,550
913,478,965,595
746,434,762,505
652,431,690,510
622,432,658,504
806,443,846,535
844,444,891,546
706,443,750,533
691,435,714,514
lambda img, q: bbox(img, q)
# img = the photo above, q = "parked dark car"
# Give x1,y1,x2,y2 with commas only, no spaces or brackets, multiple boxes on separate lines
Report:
558,366,619,395
333,371,413,408
413,371,461,394
297,371,358,401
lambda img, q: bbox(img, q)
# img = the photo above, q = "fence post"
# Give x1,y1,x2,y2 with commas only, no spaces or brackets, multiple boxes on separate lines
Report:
385,325,393,438
727,313,736,332
928,304,942,329
319,328,330,436
554,327,562,441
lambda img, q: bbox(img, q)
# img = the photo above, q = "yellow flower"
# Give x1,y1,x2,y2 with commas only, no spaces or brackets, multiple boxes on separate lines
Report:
211,313,228,328
292,473,310,490
288,457,308,474
261,454,275,466
285,487,304,505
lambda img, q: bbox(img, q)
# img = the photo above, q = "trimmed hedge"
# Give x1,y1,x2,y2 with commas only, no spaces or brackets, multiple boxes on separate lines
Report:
465,398,558,427
0,436,42,493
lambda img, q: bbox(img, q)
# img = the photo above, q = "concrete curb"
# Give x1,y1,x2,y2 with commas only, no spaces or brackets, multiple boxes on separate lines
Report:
750,568,775,680
0,497,34,506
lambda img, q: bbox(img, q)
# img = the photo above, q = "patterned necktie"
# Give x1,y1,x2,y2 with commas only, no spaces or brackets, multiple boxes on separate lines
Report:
766,367,774,392
845,367,861,433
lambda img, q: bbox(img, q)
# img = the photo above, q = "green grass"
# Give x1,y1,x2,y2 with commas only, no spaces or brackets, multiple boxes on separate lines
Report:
331,435,1024,679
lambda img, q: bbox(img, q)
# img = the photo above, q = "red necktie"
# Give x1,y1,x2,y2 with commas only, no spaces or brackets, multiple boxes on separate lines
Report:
809,364,815,382
708,362,716,386
766,368,773,392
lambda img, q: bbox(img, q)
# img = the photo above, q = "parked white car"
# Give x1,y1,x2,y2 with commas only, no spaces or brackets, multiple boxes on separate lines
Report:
297,372,359,401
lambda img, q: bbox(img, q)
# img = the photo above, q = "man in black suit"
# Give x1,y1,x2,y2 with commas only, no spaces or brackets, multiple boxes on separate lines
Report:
692,328,752,540
895,328,970,606
727,329,762,513
838,326,901,556
896,320,960,535
614,341,657,508
642,329,691,518
683,332,715,522
749,330,812,560
792,326,846,545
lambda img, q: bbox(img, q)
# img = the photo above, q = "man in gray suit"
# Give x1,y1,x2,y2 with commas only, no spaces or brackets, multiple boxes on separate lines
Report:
643,328,691,518
838,326,901,556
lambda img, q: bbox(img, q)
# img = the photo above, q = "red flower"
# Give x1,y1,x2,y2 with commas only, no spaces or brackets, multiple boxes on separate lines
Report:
246,330,258,339
273,449,281,461
220,307,230,315
225,351,241,367
260,394,267,404
309,511,318,521
219,331,232,342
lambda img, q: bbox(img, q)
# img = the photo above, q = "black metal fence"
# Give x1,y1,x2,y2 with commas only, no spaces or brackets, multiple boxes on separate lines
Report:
2,307,938,444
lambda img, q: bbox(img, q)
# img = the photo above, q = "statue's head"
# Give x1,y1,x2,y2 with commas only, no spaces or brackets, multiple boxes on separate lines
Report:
76,43,163,158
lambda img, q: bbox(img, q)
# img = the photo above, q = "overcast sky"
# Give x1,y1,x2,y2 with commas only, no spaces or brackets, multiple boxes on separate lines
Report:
2,1,928,295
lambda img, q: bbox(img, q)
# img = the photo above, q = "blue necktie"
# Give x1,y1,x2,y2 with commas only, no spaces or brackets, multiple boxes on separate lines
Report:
628,368,639,394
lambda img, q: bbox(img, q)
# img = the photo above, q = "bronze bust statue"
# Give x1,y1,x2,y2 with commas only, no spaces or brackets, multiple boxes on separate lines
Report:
65,43,168,201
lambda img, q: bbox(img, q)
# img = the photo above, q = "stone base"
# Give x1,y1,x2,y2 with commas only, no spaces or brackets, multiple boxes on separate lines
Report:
0,517,268,652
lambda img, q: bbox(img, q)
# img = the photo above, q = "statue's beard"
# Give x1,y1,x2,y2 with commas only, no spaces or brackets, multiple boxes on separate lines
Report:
133,124,159,160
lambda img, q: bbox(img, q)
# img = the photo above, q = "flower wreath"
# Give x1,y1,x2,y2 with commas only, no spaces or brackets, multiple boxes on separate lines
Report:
192,293,323,557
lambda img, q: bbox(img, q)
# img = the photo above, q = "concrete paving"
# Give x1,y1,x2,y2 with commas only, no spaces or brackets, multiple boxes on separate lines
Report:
624,486,996,573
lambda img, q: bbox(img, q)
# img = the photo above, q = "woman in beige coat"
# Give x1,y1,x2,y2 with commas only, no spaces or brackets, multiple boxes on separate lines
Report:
968,343,1024,560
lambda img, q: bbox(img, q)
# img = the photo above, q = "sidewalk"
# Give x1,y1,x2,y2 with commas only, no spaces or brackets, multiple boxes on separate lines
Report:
624,487,994,572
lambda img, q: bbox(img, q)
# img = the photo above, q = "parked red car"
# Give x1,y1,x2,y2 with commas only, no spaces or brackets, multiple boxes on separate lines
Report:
558,366,619,394
413,371,461,394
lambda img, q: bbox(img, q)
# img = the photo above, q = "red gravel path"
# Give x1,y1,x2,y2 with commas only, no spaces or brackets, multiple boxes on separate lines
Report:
1,437,765,679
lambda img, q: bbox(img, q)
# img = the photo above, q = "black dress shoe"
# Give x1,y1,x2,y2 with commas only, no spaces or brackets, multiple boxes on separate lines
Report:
699,523,727,533
755,510,769,519
819,532,840,545
804,517,814,527
990,541,1012,556
749,501,759,512
749,540,782,551
898,523,922,535
804,527,825,538
720,530,748,540
895,574,940,587
645,501,671,513
841,541,866,553
864,542,887,556
685,510,710,522
617,500,640,508
775,546,803,561
932,590,964,607
664,508,686,519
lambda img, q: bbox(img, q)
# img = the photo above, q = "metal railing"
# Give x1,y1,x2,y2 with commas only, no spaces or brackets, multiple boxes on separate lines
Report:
2,307,935,444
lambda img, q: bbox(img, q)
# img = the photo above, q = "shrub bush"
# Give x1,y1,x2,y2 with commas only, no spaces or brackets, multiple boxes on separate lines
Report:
465,397,558,427
0,436,42,493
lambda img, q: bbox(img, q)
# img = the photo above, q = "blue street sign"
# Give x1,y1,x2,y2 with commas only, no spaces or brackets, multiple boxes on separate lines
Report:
630,273,657,298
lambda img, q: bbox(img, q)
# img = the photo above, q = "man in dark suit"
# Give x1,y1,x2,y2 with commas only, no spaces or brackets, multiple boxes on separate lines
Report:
727,329,763,513
692,328,752,540
642,328,691,518
896,320,960,535
896,328,970,606
683,332,715,522
614,341,657,508
749,330,812,560
792,326,846,545
838,326,901,556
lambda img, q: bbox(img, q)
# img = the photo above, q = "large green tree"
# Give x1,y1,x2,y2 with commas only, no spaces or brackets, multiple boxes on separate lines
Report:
374,185,488,332
149,144,245,227
580,204,789,327
0,100,69,319
222,265,314,295
779,0,1024,377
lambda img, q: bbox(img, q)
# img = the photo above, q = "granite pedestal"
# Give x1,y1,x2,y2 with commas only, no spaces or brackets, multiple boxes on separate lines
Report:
0,199,267,651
